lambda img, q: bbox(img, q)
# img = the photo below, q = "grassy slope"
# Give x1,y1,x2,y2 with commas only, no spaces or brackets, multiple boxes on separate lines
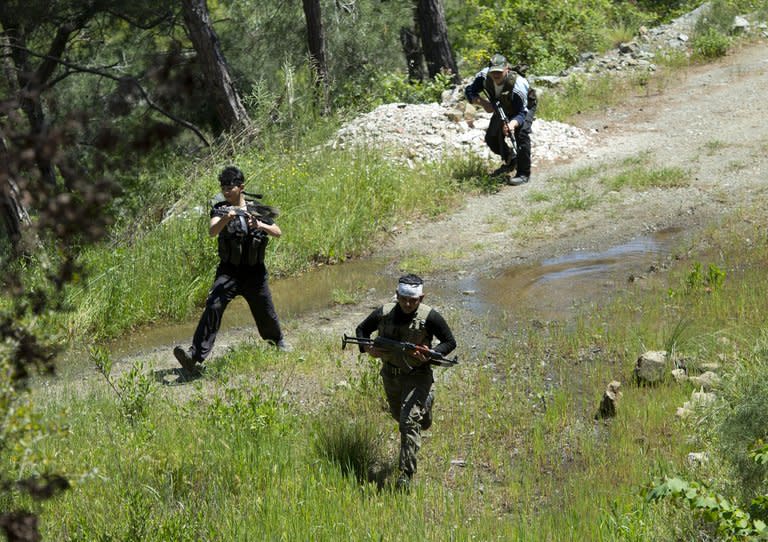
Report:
21,204,767,541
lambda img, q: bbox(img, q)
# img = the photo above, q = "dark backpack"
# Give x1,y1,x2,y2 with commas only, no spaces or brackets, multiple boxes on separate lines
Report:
511,63,538,115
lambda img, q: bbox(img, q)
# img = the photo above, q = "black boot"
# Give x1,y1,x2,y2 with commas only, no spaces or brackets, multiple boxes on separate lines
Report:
173,346,201,375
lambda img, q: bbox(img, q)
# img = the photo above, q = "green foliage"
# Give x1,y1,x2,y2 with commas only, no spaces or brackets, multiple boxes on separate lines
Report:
336,69,455,111
537,73,626,122
602,166,689,191
92,347,156,423
218,0,414,114
65,144,462,341
668,262,727,298
752,442,768,466
685,262,727,292
441,153,500,194
646,476,768,540
662,318,692,359
692,27,732,59
206,387,282,435
716,349,768,494
312,413,387,484
330,288,360,305
689,0,747,60
455,0,632,75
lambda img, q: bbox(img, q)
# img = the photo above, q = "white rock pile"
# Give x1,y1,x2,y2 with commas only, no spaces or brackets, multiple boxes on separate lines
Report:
328,2,766,170
329,101,591,169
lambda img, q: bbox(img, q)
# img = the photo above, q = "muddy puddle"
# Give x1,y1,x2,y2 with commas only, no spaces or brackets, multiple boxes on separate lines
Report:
448,229,680,328
55,228,681,377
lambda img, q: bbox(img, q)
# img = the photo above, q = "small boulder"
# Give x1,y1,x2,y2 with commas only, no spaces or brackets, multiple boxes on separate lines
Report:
634,350,668,385
688,371,721,390
595,380,622,419
687,452,709,466
671,368,688,383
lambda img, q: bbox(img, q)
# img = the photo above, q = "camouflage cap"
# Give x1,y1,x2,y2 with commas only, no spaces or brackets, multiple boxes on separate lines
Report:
488,53,508,73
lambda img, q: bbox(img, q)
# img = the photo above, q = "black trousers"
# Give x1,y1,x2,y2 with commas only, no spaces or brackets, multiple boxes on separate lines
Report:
190,263,283,361
485,109,534,177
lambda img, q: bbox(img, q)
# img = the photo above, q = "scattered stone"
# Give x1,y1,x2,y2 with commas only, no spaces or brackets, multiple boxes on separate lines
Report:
634,350,669,385
690,390,716,406
732,15,750,33
687,452,709,466
671,368,688,382
330,101,591,167
688,371,721,390
677,388,717,419
595,380,622,419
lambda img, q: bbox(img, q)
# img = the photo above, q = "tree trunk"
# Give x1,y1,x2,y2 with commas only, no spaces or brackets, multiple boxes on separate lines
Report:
415,0,459,83
0,135,27,255
302,0,330,115
400,26,426,82
181,0,251,134
0,19,66,187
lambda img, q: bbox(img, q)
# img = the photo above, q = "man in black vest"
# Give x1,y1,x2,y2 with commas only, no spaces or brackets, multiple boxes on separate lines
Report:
355,274,457,491
174,166,289,376
465,53,536,186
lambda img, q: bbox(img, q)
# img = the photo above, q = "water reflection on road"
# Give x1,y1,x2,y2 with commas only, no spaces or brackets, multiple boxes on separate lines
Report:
105,229,680,362
449,232,677,326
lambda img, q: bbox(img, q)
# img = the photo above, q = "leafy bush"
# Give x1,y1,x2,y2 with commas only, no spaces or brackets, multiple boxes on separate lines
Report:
646,476,768,540
336,69,454,111
92,347,156,423
454,0,620,75
717,344,768,495
692,27,731,59
206,387,282,435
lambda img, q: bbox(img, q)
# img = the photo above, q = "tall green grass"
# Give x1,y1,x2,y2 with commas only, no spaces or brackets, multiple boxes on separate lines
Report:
66,147,464,341
18,206,768,540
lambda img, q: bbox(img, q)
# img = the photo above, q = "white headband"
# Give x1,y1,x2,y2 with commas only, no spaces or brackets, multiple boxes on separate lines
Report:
397,282,423,298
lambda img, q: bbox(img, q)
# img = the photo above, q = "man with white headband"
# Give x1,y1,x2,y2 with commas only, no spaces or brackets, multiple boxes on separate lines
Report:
354,273,457,491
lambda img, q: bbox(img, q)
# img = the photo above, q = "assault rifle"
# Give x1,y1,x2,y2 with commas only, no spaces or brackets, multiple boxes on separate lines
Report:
481,89,517,161
342,334,458,368
211,199,279,238
212,206,258,238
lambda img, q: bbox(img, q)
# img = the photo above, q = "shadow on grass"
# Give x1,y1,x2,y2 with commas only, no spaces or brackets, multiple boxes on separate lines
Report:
153,367,203,386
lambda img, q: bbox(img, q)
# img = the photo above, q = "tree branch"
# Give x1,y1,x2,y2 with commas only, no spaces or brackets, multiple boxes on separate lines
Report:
7,44,211,147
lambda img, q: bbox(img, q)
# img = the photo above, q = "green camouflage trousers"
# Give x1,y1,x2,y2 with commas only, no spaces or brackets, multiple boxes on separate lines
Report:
380,366,434,476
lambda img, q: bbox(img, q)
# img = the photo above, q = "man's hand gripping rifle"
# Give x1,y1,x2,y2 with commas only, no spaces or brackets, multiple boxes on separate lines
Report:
212,199,277,239
342,334,458,368
483,90,517,162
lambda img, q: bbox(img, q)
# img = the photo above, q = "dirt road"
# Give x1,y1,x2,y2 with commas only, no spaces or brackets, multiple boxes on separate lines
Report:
386,41,768,275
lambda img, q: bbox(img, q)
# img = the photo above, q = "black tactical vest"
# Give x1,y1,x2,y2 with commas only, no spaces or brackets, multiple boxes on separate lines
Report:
215,201,269,266
377,302,432,369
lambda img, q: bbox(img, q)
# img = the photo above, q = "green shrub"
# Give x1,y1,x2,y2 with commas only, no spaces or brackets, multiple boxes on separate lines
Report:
692,27,731,59
717,345,768,495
